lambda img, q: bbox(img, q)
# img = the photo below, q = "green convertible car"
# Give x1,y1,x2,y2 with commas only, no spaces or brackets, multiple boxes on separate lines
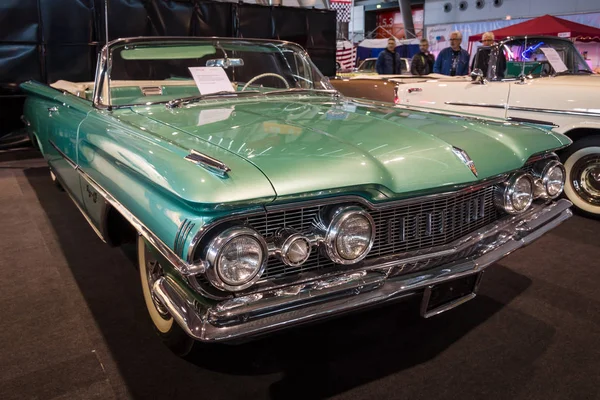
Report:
21,37,573,355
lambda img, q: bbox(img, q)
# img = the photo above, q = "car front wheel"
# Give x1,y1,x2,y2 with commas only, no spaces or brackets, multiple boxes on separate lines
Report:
138,235,194,356
562,137,600,218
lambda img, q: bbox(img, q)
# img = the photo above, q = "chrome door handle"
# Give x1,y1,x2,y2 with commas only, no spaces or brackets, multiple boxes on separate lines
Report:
48,106,58,112
408,88,422,94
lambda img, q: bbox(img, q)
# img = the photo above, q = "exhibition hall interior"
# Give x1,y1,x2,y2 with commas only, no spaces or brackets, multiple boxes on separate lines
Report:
1,0,600,399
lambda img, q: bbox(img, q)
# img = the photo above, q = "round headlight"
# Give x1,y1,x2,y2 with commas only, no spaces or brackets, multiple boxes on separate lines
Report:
324,206,375,264
495,173,534,214
205,227,267,291
542,161,566,198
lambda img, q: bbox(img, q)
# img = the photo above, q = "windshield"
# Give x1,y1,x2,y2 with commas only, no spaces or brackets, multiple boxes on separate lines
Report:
358,59,376,72
501,37,592,79
100,39,334,107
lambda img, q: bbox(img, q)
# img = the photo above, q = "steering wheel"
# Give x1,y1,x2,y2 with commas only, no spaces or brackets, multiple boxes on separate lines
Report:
241,73,289,91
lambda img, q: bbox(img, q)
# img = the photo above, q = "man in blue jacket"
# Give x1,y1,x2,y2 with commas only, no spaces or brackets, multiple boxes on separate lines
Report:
433,31,470,76
376,37,404,74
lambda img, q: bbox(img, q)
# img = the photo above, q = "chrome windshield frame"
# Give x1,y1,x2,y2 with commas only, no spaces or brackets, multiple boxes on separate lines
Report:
91,36,334,110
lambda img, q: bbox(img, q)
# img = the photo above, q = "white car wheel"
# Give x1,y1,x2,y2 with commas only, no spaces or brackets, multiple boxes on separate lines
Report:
562,140,600,217
137,235,194,355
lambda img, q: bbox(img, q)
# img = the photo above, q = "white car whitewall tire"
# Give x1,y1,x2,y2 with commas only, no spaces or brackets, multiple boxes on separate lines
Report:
562,138,600,217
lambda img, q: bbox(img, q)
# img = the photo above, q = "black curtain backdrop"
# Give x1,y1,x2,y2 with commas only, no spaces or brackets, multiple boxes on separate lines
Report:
0,0,335,139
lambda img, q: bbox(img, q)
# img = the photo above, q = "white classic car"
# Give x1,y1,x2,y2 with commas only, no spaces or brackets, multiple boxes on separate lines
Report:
337,57,411,76
331,36,600,217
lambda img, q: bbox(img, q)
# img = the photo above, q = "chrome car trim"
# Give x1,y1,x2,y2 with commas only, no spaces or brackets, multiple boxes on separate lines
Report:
184,149,231,177
20,115,31,127
49,139,207,276
451,146,478,177
268,175,508,212
508,105,600,118
494,172,535,214
152,199,572,342
506,117,558,127
445,101,506,109
174,219,195,257
446,101,600,118
538,160,566,200
321,206,376,265
271,230,313,267
48,140,77,169
204,226,268,291
75,168,207,276
49,164,108,244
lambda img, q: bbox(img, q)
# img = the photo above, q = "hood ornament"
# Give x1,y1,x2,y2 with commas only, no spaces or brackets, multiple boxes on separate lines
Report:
451,146,478,177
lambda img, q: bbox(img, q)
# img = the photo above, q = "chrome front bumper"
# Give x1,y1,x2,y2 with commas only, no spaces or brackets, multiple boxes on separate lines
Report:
153,199,572,342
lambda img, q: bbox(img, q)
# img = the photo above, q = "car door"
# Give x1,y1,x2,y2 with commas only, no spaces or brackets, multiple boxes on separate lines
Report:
395,78,510,120
45,92,91,206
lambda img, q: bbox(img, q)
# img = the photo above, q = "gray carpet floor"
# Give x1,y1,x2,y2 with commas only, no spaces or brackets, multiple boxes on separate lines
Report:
1,149,599,400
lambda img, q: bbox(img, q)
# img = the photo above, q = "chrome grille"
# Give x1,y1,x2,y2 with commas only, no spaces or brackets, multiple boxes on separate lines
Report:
245,184,500,281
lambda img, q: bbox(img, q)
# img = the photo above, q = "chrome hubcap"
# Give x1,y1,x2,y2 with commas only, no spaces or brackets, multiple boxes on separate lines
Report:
571,154,600,206
144,250,170,318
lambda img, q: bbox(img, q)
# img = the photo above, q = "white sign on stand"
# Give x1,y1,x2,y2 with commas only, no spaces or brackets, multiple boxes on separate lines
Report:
188,67,235,95
540,47,568,73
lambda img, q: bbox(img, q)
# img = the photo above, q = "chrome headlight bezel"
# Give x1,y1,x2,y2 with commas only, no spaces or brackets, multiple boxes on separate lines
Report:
539,160,566,199
323,206,376,265
495,173,535,214
205,227,268,292
277,232,312,267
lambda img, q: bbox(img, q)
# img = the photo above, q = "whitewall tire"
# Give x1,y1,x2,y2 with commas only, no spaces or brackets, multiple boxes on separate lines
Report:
137,235,194,355
562,137,600,218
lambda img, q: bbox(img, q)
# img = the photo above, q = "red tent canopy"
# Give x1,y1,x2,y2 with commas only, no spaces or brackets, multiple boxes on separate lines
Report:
469,14,600,43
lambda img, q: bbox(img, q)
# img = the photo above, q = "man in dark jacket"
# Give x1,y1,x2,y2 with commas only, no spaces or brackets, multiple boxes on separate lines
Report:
410,38,435,75
433,31,470,76
376,37,404,74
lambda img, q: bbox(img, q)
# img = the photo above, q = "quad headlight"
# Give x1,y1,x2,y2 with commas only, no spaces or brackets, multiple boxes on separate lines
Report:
205,227,268,291
323,206,375,264
534,160,566,199
495,173,535,214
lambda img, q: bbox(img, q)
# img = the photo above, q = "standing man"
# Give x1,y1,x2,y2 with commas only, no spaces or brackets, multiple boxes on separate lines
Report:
433,31,470,76
410,38,435,75
471,31,495,71
376,37,404,75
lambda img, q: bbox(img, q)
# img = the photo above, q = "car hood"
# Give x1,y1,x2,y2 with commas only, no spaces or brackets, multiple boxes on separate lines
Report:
123,96,570,200
530,74,600,86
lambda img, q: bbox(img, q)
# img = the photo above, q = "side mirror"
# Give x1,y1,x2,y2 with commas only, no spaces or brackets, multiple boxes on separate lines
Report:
206,58,244,68
470,68,486,84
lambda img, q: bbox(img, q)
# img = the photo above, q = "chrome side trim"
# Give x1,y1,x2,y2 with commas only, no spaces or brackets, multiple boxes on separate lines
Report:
444,101,600,118
50,165,107,244
48,142,208,276
20,115,31,127
153,199,572,342
508,105,600,118
76,169,207,276
268,174,507,212
445,101,506,109
184,149,231,177
174,219,194,257
506,117,558,127
48,140,77,169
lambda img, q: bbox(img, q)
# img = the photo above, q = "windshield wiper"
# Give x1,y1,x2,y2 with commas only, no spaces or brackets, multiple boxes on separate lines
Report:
166,90,261,108
262,88,339,97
